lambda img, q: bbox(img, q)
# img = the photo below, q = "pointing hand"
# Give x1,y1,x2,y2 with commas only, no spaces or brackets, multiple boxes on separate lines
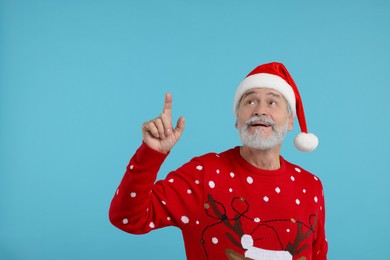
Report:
142,93,185,153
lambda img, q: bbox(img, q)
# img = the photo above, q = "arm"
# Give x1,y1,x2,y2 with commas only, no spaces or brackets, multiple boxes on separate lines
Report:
109,93,188,233
109,142,205,234
108,142,167,233
312,182,328,259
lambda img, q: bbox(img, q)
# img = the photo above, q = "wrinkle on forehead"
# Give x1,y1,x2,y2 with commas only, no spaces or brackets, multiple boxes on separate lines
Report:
245,87,282,95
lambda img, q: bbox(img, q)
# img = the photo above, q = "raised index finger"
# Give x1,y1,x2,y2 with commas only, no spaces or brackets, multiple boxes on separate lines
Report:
163,92,173,116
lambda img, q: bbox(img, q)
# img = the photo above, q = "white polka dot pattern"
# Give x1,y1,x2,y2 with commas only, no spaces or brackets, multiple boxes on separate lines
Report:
181,216,189,224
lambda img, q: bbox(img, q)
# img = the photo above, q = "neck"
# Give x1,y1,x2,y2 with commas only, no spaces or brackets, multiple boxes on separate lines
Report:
240,145,281,170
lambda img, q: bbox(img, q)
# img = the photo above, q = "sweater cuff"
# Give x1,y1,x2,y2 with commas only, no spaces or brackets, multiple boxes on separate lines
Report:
133,142,169,167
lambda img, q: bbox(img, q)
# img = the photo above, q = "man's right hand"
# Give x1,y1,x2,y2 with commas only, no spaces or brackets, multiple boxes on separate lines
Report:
142,93,185,154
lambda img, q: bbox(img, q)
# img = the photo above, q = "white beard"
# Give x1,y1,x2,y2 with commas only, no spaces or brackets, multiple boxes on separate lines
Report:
238,115,289,150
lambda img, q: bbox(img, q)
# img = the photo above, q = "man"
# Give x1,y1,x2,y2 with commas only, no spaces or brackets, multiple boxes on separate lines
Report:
109,62,328,260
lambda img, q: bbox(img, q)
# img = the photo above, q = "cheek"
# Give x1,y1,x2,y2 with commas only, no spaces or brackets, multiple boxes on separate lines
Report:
236,119,243,129
238,108,253,120
235,115,248,129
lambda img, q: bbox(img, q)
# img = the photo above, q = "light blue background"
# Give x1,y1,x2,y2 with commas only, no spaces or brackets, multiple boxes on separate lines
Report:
1,0,389,259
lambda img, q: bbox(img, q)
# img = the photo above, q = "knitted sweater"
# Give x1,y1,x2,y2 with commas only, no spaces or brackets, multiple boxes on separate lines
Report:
109,143,328,260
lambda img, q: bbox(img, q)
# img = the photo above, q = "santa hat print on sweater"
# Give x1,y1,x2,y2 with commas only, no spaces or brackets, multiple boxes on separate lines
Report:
233,62,318,152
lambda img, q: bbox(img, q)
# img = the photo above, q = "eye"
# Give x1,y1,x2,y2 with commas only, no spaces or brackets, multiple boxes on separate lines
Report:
246,99,256,105
269,100,277,106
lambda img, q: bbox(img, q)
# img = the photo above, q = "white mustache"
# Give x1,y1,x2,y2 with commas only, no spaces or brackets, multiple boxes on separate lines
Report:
245,115,275,128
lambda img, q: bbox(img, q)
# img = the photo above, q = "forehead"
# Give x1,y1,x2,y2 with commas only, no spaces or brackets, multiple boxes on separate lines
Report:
241,88,284,99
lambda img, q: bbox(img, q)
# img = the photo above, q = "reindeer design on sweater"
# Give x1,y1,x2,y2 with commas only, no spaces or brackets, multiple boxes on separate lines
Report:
201,194,317,260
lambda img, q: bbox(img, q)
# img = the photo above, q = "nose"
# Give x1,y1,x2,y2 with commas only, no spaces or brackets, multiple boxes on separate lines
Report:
252,103,268,117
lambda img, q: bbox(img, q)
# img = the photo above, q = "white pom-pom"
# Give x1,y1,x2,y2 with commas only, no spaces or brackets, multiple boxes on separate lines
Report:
294,133,319,152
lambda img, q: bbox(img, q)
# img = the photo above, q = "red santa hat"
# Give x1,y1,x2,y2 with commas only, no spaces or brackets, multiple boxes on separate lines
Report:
233,62,318,152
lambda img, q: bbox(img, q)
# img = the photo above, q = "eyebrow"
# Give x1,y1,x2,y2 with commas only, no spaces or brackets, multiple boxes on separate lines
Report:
241,91,256,99
241,90,282,99
266,92,282,99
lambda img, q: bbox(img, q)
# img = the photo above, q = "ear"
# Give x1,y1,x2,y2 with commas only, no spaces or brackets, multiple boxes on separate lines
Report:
287,114,294,131
235,120,238,129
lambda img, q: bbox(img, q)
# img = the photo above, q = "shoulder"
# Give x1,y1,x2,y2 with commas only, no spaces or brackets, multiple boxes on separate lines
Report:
283,159,325,188
180,147,237,173
192,147,238,163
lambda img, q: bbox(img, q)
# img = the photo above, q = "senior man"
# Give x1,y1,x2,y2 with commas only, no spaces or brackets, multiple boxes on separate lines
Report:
109,62,328,260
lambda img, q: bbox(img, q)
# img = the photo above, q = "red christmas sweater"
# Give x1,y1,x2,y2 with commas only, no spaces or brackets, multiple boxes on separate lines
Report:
109,143,328,260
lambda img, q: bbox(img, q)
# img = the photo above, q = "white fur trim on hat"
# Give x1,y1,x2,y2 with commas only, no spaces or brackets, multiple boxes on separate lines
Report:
294,132,319,152
233,73,297,117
